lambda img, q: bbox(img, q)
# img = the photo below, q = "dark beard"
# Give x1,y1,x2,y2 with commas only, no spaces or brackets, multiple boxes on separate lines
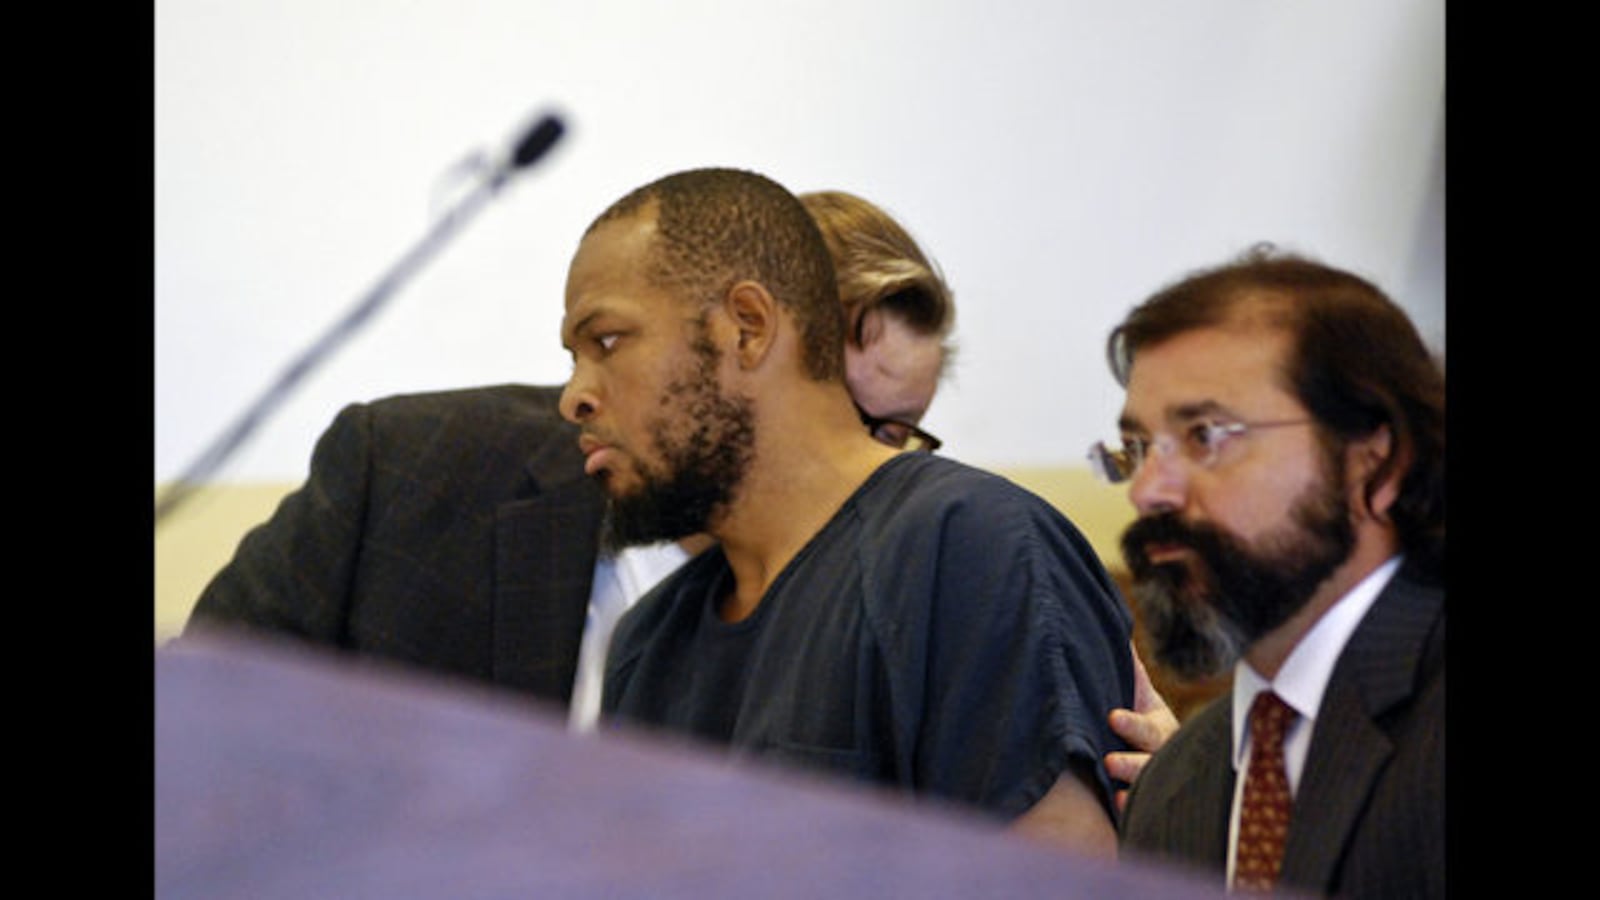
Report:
1120,460,1355,681
600,327,756,553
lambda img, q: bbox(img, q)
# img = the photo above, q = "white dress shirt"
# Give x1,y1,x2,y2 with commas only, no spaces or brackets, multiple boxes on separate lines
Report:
566,541,692,732
1224,555,1402,886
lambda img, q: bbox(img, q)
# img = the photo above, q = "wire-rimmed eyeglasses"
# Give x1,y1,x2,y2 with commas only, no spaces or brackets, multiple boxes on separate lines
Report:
859,404,942,452
1088,418,1312,483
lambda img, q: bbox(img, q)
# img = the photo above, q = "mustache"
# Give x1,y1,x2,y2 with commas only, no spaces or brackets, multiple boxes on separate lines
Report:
579,428,617,448
1121,513,1221,571
1120,512,1244,681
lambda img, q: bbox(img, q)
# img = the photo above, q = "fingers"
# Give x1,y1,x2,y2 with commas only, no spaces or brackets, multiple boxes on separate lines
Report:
1105,750,1151,787
1110,705,1175,754
1106,640,1182,801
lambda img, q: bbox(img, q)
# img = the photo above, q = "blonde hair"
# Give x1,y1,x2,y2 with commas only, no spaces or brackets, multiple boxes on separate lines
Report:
799,191,956,373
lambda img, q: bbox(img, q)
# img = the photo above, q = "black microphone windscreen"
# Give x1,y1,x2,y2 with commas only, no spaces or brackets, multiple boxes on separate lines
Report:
512,115,565,170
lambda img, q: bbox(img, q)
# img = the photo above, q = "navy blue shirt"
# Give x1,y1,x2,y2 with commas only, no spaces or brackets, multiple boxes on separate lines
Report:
602,453,1135,820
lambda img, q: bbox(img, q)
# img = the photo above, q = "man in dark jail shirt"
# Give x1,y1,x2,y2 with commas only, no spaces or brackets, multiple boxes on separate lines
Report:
561,167,1135,856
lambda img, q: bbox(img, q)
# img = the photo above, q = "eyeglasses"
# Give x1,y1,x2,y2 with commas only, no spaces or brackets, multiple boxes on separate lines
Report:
1087,418,1312,484
858,404,942,452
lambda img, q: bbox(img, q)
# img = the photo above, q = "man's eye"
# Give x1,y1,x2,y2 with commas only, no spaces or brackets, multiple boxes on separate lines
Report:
596,333,620,353
1184,422,1219,453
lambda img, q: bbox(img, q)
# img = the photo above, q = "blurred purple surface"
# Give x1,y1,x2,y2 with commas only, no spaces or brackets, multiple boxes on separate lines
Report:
156,631,1224,898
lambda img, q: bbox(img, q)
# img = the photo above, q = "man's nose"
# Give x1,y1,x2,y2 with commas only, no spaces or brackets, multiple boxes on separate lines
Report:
560,371,598,424
1127,444,1188,517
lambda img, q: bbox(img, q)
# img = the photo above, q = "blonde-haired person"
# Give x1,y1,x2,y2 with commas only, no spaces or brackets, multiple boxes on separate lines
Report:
801,191,953,449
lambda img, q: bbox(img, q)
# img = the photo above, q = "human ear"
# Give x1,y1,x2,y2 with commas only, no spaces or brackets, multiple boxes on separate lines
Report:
1347,423,1404,522
723,280,778,368
854,306,885,348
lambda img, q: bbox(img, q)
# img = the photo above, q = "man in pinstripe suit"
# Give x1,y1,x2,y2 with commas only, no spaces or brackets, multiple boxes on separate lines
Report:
1096,247,1444,896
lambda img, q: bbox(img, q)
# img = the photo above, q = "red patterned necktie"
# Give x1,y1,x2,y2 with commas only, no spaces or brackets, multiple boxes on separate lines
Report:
1234,691,1297,892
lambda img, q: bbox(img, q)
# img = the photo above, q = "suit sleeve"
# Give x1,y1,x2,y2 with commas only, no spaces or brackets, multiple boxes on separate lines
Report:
183,402,376,644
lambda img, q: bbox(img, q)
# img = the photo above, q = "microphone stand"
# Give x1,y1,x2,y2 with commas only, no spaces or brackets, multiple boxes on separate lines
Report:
155,113,565,525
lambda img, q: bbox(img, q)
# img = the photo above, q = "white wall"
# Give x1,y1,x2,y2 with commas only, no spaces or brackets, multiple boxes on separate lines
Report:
155,0,1444,483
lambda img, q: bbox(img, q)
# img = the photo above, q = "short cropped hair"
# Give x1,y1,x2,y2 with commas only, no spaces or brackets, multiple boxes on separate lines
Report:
798,190,957,374
589,168,845,382
1108,244,1445,576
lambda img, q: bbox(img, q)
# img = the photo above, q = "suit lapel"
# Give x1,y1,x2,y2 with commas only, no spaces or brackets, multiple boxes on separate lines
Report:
489,420,605,703
1149,700,1236,867
1281,566,1444,889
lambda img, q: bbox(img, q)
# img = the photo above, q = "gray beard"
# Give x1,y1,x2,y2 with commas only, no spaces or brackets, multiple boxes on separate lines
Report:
1121,455,1354,681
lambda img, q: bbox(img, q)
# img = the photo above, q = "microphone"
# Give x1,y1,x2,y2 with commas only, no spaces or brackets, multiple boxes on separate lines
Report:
513,115,565,170
156,110,568,524
486,113,566,192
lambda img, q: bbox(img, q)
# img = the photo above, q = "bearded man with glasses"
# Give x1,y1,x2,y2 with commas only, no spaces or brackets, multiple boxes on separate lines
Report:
1107,245,1446,897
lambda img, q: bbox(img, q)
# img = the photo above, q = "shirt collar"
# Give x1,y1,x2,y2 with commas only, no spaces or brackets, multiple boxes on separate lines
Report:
1230,554,1402,767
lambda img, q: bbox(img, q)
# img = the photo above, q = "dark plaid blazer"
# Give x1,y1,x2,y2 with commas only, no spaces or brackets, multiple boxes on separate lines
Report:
185,384,607,706
1119,559,1446,897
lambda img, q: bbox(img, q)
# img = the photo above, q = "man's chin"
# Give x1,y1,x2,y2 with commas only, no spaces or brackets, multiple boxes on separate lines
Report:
595,468,646,501
1129,571,1242,681
602,486,715,553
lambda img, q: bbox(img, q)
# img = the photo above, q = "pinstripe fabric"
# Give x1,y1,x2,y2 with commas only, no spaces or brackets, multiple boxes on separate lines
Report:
186,384,608,707
1121,560,1445,897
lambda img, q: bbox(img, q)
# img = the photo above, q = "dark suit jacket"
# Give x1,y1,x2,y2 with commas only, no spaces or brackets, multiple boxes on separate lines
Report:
185,384,608,706
1120,560,1445,897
